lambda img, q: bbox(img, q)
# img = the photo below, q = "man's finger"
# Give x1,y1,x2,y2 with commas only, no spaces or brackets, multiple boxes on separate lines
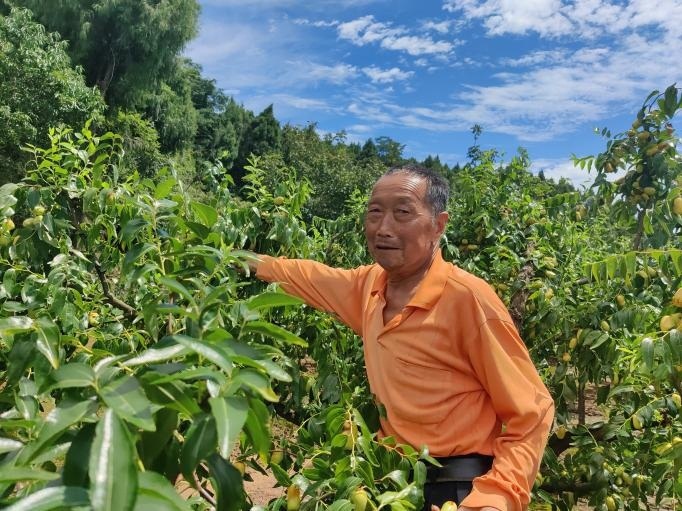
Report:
431,506,440,511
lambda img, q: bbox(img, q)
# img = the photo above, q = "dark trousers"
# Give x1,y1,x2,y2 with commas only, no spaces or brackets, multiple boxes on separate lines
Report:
422,481,473,510
420,454,493,510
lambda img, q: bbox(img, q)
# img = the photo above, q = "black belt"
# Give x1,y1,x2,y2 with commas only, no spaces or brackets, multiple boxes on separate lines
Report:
426,454,494,483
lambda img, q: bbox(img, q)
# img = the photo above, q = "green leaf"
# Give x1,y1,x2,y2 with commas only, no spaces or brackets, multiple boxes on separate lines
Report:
158,277,196,306
63,423,96,487
605,256,617,279
206,453,245,511
99,376,156,431
121,217,150,244
663,84,678,116
242,320,308,347
327,500,353,511
413,461,426,486
624,251,637,278
180,414,217,483
0,437,23,454
233,369,279,402
34,317,60,369
49,363,95,390
154,178,177,200
141,379,202,418
246,292,303,311
123,342,188,367
0,467,59,483
89,409,138,511
3,486,90,511
190,201,218,227
170,335,234,375
138,409,178,467
641,337,655,369
0,316,34,335
16,399,95,465
209,396,249,458
134,471,192,511
589,333,610,350
123,243,157,273
244,398,271,460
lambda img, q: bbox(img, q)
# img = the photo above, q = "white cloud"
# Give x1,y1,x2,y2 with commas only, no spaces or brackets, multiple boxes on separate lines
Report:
305,62,359,83
337,15,455,56
338,13,681,142
501,49,568,67
362,66,414,83
531,158,594,187
422,20,453,33
293,18,339,27
443,0,682,38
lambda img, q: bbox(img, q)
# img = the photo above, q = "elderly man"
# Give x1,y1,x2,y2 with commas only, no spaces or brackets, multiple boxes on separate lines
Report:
249,165,554,511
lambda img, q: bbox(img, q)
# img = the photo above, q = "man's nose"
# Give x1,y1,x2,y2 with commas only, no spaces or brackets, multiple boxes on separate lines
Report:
376,213,395,237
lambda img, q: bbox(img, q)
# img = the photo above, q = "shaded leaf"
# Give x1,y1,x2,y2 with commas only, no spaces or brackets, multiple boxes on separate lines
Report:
99,376,156,431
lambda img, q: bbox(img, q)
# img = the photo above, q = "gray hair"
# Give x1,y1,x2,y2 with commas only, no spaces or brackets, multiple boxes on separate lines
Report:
384,164,449,215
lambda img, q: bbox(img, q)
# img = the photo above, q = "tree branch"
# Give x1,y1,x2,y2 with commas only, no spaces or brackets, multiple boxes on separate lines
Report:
93,261,136,319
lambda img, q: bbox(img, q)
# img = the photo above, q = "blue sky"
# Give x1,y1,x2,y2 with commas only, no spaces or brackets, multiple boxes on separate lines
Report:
186,0,682,186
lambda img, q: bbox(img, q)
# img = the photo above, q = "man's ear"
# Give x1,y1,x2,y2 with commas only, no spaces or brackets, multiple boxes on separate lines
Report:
435,211,449,237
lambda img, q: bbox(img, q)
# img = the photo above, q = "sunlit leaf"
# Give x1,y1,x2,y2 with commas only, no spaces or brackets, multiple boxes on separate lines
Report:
89,409,138,511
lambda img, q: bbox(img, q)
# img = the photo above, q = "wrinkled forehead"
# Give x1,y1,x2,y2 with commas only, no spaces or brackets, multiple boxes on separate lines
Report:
369,172,428,202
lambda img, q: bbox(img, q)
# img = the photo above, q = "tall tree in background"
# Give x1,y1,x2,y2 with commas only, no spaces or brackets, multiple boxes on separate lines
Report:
0,7,103,183
374,136,405,167
234,104,281,181
11,0,199,109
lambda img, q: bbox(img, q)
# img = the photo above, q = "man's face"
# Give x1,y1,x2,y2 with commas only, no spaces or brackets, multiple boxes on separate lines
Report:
364,173,447,279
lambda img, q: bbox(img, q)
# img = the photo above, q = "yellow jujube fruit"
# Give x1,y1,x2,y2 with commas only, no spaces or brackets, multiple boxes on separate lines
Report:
568,337,578,349
616,294,626,307
350,488,369,511
274,196,285,206
672,393,681,408
605,496,617,511
87,311,100,327
270,449,284,465
673,288,682,308
1,218,14,231
660,313,681,332
441,502,458,511
631,415,643,430
673,197,682,215
600,320,610,332
233,461,246,476
643,186,656,196
555,425,567,439
562,352,571,362
286,485,301,511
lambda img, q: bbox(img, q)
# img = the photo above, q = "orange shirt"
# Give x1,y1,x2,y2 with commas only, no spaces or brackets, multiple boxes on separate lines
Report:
257,251,554,511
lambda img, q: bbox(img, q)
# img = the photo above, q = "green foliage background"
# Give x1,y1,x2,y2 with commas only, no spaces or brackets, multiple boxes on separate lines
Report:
0,2,680,511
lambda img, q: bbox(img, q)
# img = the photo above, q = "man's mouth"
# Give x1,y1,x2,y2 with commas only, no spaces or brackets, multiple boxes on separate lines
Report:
375,245,399,250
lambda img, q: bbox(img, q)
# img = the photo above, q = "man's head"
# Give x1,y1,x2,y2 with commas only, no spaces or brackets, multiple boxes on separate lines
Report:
383,164,449,216
364,165,449,280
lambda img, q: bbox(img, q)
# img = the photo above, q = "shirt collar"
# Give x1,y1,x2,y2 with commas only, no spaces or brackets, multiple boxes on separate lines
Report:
369,250,449,310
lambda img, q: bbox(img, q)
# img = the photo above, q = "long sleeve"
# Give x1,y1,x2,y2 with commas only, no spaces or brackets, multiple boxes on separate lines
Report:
256,256,372,335
461,318,555,511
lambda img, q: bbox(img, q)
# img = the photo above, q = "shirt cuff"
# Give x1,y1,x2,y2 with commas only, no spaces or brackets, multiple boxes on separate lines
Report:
460,487,512,511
